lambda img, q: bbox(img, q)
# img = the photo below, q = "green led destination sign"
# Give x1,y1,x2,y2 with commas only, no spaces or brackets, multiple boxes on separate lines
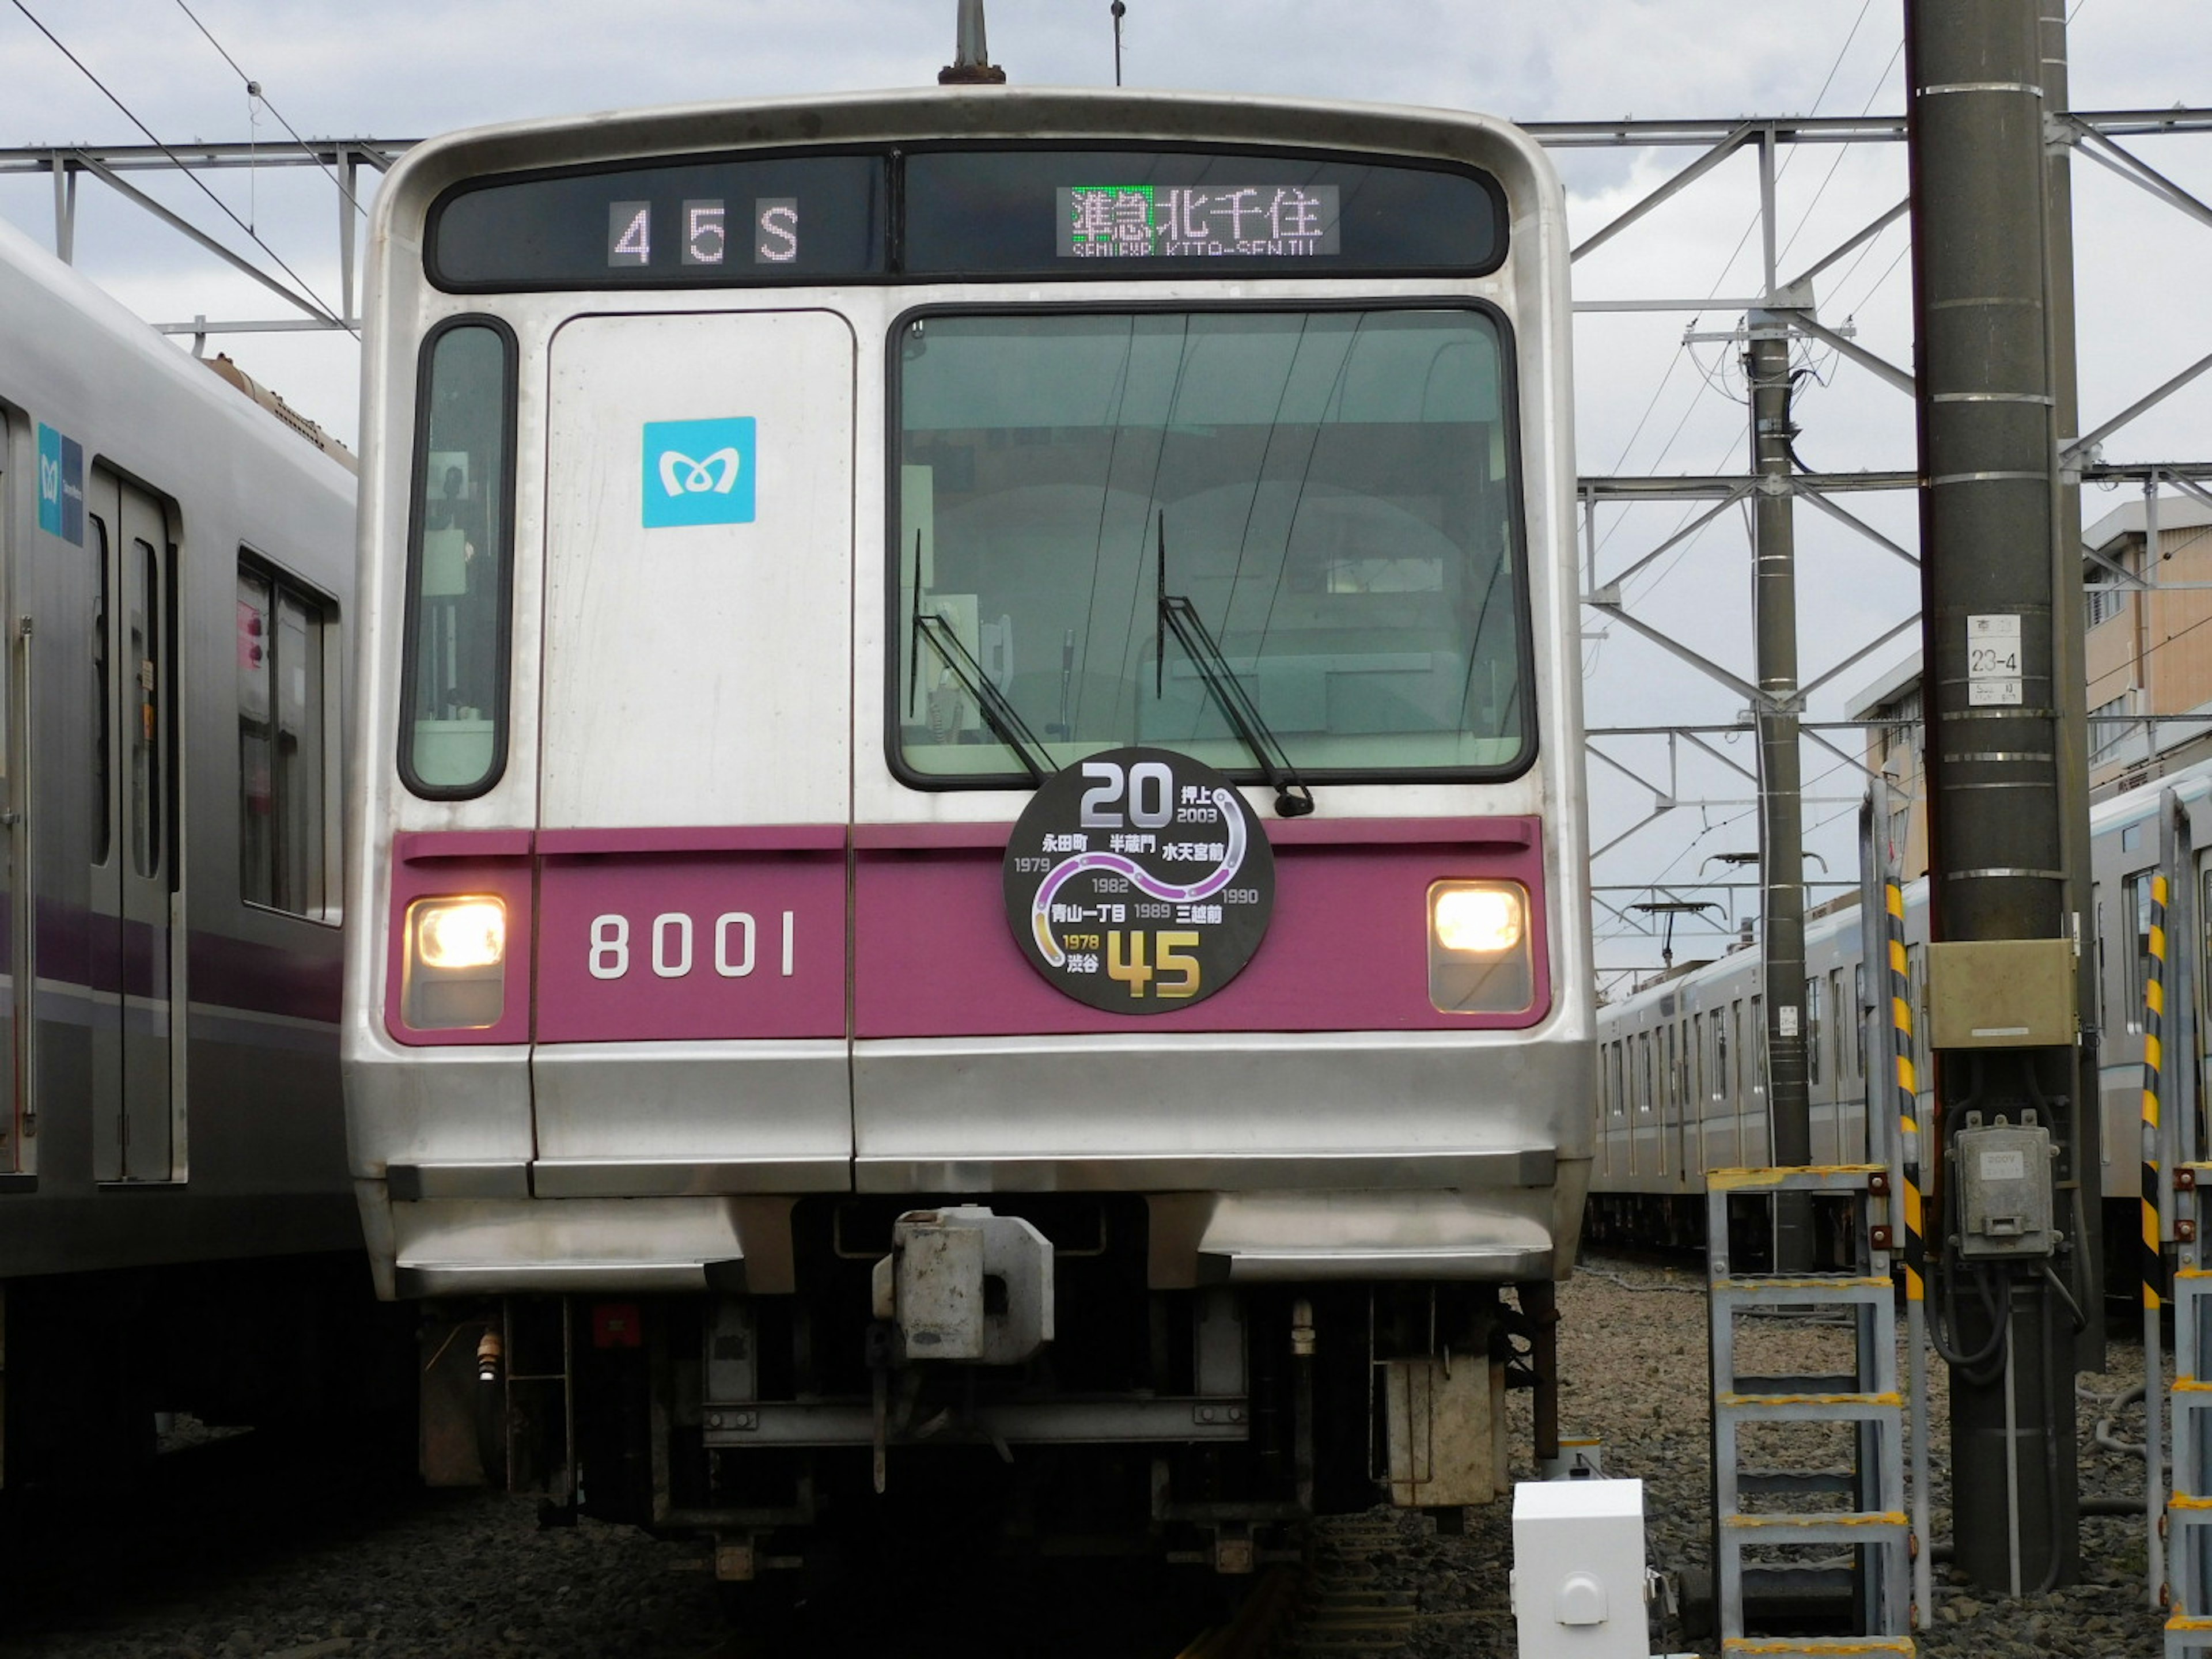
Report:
1056,184,1341,260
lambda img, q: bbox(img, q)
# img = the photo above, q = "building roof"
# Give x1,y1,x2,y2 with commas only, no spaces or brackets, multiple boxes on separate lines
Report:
1845,648,1923,722
2084,490,2212,554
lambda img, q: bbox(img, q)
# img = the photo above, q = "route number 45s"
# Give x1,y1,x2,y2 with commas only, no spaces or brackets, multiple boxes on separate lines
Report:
1107,930,1201,998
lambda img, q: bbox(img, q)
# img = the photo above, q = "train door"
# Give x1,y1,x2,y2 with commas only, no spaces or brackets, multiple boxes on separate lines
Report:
0,414,16,1177
531,311,857,1187
86,467,176,1183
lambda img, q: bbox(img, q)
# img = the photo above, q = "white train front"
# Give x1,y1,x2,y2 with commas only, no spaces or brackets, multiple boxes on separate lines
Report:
343,89,1591,1563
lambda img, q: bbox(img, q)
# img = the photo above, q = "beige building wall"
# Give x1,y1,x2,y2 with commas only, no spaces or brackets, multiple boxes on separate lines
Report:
1847,494,2212,880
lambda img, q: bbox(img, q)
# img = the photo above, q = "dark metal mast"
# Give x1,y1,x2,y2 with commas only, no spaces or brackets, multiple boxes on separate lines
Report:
1906,0,2082,1595
1749,317,1814,1270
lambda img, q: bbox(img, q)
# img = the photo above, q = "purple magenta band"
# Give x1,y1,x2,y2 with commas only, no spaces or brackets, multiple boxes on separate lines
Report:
853,822,1010,851
536,824,848,856
1266,816,1536,847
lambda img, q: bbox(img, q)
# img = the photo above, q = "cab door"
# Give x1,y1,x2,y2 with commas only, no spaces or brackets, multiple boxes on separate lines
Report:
529,310,857,1195
87,468,177,1183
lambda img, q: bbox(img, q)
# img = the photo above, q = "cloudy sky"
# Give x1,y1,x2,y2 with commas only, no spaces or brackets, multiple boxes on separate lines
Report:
3,0,2206,980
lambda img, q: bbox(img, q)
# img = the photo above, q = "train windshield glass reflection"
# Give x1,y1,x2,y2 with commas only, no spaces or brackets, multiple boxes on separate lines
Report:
894,307,1531,785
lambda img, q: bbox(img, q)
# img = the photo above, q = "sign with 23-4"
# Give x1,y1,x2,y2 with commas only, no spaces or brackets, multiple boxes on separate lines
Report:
1002,747,1274,1013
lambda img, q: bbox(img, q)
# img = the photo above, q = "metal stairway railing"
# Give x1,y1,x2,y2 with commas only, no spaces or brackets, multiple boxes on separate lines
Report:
1707,1164,1914,1658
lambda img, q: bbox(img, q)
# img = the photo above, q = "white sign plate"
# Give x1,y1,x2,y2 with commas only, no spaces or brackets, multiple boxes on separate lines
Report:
1966,614,2023,706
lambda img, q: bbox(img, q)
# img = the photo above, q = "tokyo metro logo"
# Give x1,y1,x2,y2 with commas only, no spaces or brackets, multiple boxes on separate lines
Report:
642,417,755,529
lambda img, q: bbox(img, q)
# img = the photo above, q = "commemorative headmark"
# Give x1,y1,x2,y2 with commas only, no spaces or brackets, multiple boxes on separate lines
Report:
1002,747,1274,1014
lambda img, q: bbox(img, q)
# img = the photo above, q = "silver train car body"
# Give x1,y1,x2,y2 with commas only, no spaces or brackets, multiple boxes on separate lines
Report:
0,215,372,1478
344,90,1590,1554
1590,759,2212,1274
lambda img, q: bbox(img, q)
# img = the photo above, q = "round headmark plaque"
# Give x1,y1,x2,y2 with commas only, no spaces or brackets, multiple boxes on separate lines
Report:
1003,747,1274,1013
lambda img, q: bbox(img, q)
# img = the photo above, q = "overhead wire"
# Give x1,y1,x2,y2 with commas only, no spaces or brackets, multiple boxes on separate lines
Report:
1596,7,1899,576
171,0,373,224
7,0,353,334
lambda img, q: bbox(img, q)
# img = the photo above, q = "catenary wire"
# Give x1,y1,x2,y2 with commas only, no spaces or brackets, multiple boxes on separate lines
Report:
171,0,372,223
9,0,352,334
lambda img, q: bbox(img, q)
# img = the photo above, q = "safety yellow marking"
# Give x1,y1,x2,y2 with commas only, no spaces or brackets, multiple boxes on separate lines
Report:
1724,1640,1914,1655
1717,1392,1903,1408
1721,1511,1907,1529
1707,1164,1881,1190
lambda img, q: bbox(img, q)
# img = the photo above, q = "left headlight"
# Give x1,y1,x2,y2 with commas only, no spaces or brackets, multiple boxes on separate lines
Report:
1427,881,1533,1014
403,896,507,1029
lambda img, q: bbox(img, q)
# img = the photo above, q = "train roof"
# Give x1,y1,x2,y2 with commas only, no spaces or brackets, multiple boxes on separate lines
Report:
370,85,1562,237
1601,749,2212,1025
0,214,355,506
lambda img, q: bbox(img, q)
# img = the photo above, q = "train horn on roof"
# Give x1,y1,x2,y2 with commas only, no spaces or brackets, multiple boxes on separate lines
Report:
938,0,1007,84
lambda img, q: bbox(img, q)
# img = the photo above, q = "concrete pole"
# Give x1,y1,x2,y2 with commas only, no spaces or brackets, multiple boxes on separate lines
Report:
1749,320,1815,1271
2040,0,2105,1377
1906,0,2080,1594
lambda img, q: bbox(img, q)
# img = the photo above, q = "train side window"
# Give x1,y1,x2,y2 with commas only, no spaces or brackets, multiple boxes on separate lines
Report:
1639,1031,1652,1113
1729,999,1743,1101
2093,888,2105,1033
89,514,112,866
1805,975,1823,1086
1851,964,1866,1077
401,316,516,798
2127,869,2156,1033
129,537,162,879
1609,1042,1624,1118
1831,968,1847,1080
239,559,337,919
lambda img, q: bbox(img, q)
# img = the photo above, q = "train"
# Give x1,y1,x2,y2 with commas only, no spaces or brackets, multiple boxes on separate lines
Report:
340,87,1591,1573
0,212,395,1488
1589,751,2210,1297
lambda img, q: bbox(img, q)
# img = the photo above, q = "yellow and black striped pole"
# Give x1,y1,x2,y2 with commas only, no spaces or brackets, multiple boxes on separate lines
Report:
1887,879,1926,1304
2146,874,2169,1313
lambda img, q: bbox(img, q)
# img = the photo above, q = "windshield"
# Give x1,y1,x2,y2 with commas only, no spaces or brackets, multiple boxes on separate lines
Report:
893,308,1529,784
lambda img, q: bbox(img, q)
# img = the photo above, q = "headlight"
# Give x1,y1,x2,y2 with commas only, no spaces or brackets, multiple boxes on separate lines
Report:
1428,881,1533,1014
403,896,507,1029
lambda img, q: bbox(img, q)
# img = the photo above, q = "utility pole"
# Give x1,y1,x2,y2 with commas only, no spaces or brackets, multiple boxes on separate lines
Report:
1907,0,2081,1595
1749,319,1814,1270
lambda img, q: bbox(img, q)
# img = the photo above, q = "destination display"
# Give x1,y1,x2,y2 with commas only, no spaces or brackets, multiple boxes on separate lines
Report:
907,149,1501,276
428,146,1501,289
430,154,887,287
1002,748,1274,1015
1057,184,1340,260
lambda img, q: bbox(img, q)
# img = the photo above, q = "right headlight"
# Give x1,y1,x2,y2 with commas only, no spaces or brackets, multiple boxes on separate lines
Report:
402,896,507,1029
1427,880,1534,1014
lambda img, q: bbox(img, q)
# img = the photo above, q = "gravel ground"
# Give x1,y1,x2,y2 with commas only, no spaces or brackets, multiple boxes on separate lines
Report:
0,1257,2171,1658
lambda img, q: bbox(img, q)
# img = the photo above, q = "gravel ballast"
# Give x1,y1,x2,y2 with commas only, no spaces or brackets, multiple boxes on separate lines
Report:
0,1255,2172,1657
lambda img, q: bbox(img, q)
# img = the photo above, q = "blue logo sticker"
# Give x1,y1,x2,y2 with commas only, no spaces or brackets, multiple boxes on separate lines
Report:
36,424,84,545
642,418,756,529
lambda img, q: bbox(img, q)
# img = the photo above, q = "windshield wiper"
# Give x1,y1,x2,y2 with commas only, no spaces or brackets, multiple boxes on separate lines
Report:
908,532,1054,784
1152,513,1315,818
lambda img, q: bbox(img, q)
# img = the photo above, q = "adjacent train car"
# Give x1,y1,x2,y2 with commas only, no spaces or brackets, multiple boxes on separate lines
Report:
1590,756,2212,1282
0,215,379,1482
343,88,1589,1567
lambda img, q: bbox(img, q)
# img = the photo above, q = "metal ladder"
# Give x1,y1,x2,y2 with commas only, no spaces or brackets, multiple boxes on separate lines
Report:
1706,1165,1914,1657
2171,1244,2212,1657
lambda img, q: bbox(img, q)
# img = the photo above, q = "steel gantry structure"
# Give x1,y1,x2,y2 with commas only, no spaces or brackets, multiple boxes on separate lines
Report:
4,99,2207,990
